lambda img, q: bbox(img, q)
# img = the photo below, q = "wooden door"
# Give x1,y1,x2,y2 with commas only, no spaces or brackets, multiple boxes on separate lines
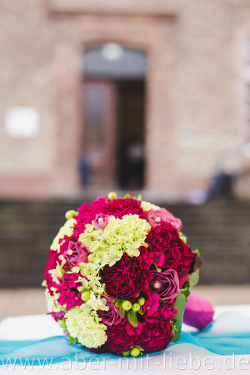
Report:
82,80,116,187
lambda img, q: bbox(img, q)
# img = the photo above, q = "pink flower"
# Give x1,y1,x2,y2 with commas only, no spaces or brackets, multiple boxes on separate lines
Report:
63,241,91,268
58,290,83,310
92,213,109,230
47,310,65,322
55,272,83,310
142,293,160,320
148,268,180,301
148,250,165,267
147,208,182,231
98,296,122,326
125,321,143,336
183,293,214,330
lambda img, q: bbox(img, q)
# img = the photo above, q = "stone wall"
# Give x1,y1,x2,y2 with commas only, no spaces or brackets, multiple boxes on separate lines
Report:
0,200,249,287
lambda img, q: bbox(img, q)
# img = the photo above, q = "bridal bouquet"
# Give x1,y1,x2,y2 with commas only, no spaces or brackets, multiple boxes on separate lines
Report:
43,193,202,357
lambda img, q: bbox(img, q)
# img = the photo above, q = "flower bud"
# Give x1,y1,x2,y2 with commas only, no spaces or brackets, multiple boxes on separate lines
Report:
65,210,77,220
82,291,91,302
132,303,140,312
108,192,117,200
131,347,140,357
122,300,132,311
138,297,145,306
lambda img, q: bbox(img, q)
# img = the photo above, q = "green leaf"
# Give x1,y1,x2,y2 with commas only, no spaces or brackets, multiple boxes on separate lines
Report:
172,293,187,342
181,285,191,299
115,299,123,308
189,269,200,288
127,310,138,327
59,320,67,330
69,336,76,344
119,307,126,318
193,248,200,256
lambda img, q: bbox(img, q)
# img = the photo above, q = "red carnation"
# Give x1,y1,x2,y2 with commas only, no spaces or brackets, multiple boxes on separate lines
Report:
100,249,152,300
139,317,174,353
105,198,143,218
146,222,194,287
103,319,140,354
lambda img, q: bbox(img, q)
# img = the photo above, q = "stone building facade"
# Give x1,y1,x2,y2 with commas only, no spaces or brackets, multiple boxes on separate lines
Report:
0,0,250,200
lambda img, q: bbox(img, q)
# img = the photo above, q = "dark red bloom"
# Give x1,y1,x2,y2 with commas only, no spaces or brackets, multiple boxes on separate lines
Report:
100,249,152,300
105,319,141,354
105,198,144,218
146,222,194,287
139,317,174,353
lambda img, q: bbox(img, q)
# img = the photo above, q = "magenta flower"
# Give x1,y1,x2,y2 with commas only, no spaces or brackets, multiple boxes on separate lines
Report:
147,208,182,231
148,250,165,267
92,213,109,230
55,272,83,310
47,311,65,322
142,293,160,319
148,268,179,301
125,321,143,336
98,296,122,326
58,290,83,310
63,241,91,268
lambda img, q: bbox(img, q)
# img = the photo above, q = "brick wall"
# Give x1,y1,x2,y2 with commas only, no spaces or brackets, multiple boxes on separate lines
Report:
0,0,250,199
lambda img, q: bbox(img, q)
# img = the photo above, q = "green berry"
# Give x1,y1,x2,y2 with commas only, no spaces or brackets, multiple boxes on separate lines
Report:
122,350,131,357
131,347,140,357
122,300,132,311
138,297,145,306
82,291,91,302
65,210,76,220
108,192,117,200
132,303,140,312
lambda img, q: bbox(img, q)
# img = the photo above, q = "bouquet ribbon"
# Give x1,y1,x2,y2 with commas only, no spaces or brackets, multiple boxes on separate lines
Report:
1,311,250,366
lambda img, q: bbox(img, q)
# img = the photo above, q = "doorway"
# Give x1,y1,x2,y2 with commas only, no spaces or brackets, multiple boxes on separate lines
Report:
80,44,147,190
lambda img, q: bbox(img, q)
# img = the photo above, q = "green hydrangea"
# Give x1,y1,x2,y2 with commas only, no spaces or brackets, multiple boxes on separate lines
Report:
50,218,76,251
65,307,107,348
45,289,63,313
141,201,160,211
79,214,151,268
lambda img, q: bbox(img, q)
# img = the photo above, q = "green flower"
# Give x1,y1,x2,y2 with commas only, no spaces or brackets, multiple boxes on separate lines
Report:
65,307,107,348
141,201,160,211
79,214,151,268
50,218,76,251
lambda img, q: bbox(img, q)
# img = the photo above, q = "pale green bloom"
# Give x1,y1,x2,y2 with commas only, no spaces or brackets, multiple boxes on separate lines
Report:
179,231,187,243
141,201,161,211
45,289,63,313
79,214,151,269
50,218,76,251
48,263,64,284
66,307,107,348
